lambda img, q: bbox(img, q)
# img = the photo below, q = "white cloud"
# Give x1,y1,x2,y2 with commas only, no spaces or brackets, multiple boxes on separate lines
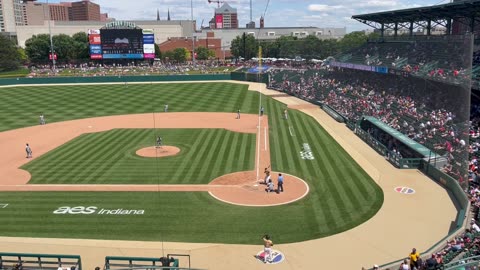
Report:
363,0,399,7
45,0,444,32
308,4,343,12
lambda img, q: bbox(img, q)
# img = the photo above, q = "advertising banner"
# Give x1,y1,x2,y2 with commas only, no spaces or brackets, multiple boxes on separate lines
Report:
142,29,154,35
143,44,155,54
88,29,100,35
89,44,102,55
102,53,144,59
143,34,154,44
144,53,155,59
89,34,101,45
215,14,223,29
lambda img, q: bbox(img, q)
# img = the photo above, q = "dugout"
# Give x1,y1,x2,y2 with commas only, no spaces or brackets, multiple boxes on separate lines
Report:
356,116,438,168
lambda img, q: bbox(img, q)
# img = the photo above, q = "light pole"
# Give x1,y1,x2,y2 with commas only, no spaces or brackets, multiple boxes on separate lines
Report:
46,0,55,71
191,0,196,65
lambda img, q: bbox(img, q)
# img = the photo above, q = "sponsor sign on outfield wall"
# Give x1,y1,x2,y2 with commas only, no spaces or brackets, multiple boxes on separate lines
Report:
53,206,144,215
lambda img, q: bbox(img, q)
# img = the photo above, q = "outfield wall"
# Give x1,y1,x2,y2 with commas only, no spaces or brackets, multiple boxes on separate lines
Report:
0,74,231,86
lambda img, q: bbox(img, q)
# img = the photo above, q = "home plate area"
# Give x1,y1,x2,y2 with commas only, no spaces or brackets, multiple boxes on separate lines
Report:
254,249,285,264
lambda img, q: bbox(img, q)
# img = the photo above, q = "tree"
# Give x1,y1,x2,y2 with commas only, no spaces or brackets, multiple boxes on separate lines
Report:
17,47,28,64
163,50,174,61
25,34,51,63
172,48,187,63
300,35,320,60
259,41,279,58
275,36,298,59
338,31,369,52
72,32,89,60
317,38,339,59
195,46,212,60
230,33,257,60
52,34,75,62
154,43,162,59
0,34,21,71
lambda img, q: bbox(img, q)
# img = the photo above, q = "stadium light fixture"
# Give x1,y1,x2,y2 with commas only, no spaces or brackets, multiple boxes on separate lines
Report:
191,0,196,65
46,0,56,71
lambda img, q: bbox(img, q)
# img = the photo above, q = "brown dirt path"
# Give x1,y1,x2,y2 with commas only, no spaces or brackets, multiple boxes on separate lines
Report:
0,81,458,270
0,112,258,185
0,111,308,206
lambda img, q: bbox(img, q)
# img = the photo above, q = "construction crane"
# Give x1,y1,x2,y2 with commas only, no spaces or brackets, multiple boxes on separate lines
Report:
208,0,225,8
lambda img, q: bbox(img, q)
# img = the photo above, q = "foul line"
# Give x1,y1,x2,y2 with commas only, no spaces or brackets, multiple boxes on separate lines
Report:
0,204,8,208
289,126,295,137
264,127,267,151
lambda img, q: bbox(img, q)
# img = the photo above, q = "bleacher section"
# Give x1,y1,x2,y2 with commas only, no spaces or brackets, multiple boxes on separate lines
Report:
268,67,470,185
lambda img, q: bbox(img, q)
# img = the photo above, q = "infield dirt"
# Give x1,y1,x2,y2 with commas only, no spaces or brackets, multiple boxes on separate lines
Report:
0,81,458,270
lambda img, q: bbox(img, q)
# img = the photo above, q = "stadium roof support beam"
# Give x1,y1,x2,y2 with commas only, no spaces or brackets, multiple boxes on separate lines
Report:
471,15,476,33
427,19,431,36
352,0,480,36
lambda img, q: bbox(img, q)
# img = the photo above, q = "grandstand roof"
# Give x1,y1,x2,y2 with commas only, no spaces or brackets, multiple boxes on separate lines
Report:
352,0,480,25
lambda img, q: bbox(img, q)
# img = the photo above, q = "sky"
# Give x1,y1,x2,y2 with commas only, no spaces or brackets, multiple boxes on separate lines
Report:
47,0,450,32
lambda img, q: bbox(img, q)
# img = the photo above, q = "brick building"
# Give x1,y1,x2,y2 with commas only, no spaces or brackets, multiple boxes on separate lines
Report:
210,3,238,29
70,0,100,21
159,32,231,60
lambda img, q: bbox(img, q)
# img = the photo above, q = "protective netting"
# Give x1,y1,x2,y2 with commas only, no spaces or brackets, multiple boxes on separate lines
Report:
268,34,473,185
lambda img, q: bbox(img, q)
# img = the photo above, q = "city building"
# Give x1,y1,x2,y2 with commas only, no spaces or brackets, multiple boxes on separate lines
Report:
70,0,100,21
15,19,196,47
210,3,238,29
159,31,231,60
195,26,347,55
0,0,24,33
22,1,70,25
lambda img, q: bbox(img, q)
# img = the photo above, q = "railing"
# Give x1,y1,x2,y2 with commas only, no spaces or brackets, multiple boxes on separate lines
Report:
104,255,203,270
355,128,388,156
444,255,480,270
321,104,345,123
0,252,82,270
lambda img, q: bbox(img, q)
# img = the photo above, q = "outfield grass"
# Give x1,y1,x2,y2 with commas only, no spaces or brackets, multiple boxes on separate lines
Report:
0,82,383,244
0,83,259,132
23,129,255,184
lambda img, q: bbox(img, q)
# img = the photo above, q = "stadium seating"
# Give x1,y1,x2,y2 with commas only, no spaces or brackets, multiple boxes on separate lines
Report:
268,66,470,184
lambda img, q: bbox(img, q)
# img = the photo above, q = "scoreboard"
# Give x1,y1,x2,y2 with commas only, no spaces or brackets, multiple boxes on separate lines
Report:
100,29,144,59
88,23,155,60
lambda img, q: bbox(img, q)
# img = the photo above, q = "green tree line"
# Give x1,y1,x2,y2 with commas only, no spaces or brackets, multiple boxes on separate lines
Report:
230,31,380,60
0,30,378,72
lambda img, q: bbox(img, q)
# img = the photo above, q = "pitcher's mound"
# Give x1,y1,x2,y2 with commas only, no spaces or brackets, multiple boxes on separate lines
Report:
136,146,181,158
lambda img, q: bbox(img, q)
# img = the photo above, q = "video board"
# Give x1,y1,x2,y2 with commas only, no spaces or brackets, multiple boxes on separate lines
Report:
88,26,155,60
100,29,144,59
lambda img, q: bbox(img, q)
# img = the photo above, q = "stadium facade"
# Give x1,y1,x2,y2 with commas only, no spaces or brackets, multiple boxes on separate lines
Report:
15,19,195,47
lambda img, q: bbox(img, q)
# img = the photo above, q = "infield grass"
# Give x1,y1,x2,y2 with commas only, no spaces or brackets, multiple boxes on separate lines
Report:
23,129,255,184
0,82,384,244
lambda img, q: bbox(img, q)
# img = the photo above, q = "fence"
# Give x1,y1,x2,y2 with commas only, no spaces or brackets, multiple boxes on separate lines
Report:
104,254,204,270
0,74,231,87
0,252,81,270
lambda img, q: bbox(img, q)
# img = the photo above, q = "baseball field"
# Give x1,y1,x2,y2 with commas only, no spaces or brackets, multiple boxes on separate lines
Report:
0,81,462,269
0,81,384,246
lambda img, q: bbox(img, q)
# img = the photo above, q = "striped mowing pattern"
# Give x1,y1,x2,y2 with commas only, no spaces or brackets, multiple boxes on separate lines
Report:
0,83,383,244
0,83,259,132
23,129,255,185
